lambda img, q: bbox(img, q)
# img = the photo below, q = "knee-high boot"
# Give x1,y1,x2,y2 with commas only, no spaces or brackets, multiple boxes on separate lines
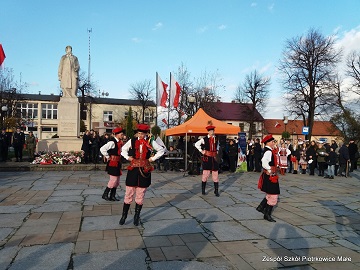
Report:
102,187,111,201
264,204,276,222
201,182,206,195
119,203,130,225
256,198,267,214
214,182,220,197
109,188,120,201
133,203,143,226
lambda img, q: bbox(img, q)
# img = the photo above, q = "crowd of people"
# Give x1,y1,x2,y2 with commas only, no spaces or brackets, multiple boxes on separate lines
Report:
81,129,128,164
0,127,38,162
246,137,359,178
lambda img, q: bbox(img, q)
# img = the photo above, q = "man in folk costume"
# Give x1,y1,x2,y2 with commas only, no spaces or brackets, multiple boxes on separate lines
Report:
120,124,165,226
195,121,220,197
100,127,125,201
256,134,279,222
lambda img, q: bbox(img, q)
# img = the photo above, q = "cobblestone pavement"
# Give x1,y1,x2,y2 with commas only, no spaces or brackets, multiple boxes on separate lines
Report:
0,164,359,269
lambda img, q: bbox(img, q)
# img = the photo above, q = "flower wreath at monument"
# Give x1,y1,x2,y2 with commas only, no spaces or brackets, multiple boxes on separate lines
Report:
31,151,83,165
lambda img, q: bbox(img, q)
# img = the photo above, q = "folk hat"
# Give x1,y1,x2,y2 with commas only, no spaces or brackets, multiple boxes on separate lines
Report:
206,120,215,131
136,124,150,133
113,127,124,135
261,134,275,144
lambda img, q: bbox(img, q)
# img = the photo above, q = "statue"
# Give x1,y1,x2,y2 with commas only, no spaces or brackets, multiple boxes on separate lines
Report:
58,45,80,98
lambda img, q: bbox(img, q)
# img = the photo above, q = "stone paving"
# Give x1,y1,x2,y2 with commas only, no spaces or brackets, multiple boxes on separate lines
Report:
0,164,359,269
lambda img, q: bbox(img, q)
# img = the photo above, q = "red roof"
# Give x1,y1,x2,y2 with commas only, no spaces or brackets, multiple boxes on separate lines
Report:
206,102,264,121
264,119,342,136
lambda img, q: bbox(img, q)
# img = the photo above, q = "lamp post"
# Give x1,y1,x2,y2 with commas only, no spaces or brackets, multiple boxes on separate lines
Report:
188,95,196,117
99,90,109,98
284,116,288,132
1,105,8,130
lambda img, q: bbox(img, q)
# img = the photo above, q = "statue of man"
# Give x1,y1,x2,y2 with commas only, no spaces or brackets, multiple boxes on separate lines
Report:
58,45,80,98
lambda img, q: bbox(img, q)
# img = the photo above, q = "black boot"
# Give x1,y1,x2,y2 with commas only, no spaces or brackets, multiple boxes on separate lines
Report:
119,203,130,225
102,187,111,201
214,182,220,197
264,204,276,222
256,198,267,214
133,203,143,226
201,182,206,195
302,169,306,174
293,170,297,174
109,188,120,201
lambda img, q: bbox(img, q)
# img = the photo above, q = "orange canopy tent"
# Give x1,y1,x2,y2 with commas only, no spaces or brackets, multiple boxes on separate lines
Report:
165,108,240,172
165,108,240,136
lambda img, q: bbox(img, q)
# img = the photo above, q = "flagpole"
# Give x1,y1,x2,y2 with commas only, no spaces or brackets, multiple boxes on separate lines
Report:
155,72,158,126
167,72,171,130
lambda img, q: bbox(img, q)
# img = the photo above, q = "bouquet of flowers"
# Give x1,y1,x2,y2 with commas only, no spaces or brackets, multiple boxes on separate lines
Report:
32,151,84,165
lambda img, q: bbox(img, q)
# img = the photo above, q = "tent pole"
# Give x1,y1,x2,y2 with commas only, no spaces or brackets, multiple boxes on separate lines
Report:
185,132,188,172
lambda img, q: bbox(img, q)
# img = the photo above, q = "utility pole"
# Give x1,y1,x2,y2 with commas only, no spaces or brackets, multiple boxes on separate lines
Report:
87,28,92,86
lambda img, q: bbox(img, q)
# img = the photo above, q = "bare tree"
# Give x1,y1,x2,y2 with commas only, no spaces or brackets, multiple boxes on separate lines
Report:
345,50,360,97
191,69,224,115
233,70,270,138
0,68,28,128
328,76,360,140
129,79,154,123
278,28,342,140
172,63,193,126
77,71,97,126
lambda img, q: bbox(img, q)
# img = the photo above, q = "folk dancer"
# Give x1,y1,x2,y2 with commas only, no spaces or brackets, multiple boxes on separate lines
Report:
278,143,291,175
195,121,220,197
298,141,308,174
100,127,125,201
256,134,279,222
119,124,165,226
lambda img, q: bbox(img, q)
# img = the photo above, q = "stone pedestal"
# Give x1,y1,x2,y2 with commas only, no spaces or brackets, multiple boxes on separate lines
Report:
37,138,82,152
58,97,80,138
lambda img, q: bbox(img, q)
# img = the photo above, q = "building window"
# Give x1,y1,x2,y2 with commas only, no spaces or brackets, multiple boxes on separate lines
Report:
251,124,256,134
144,111,153,123
103,111,113,122
41,127,58,132
41,104,57,119
17,103,38,119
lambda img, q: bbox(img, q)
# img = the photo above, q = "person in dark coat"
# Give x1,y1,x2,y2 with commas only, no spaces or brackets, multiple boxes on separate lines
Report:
246,139,254,172
227,139,238,172
100,127,125,201
256,134,279,222
12,127,25,162
195,121,220,196
348,139,358,172
324,147,337,179
306,140,317,176
90,131,100,164
253,138,262,172
0,128,9,162
81,130,91,164
338,142,350,177
119,124,164,226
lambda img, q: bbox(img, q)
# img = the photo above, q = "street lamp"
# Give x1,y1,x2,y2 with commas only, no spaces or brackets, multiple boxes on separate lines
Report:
283,116,288,132
99,90,109,98
188,95,196,117
1,105,8,130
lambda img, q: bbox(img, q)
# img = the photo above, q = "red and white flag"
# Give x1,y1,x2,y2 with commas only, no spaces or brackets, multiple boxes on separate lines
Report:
274,121,281,128
162,118,168,125
157,73,168,108
169,73,181,108
0,44,6,66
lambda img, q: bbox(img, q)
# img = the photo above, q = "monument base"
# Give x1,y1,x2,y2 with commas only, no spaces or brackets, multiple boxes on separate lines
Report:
58,97,80,138
37,138,82,152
